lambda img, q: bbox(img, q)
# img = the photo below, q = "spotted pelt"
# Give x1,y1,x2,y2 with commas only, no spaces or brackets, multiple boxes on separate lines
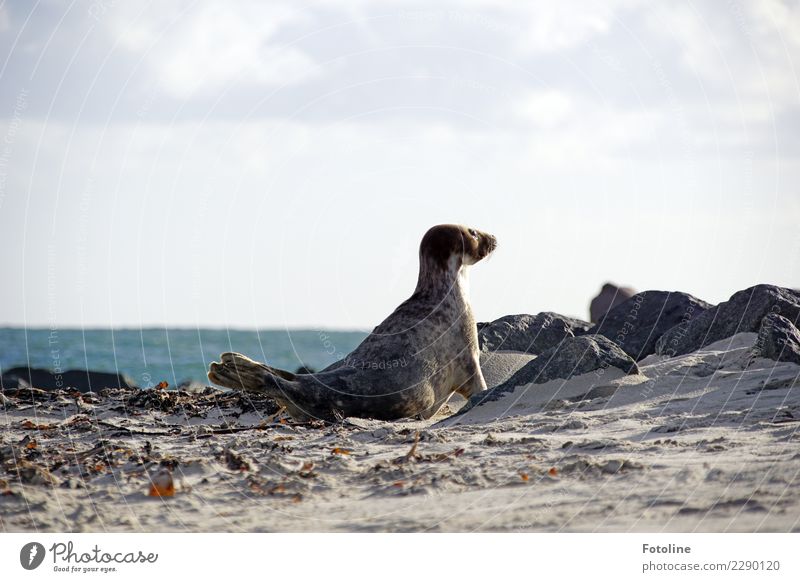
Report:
208,224,497,421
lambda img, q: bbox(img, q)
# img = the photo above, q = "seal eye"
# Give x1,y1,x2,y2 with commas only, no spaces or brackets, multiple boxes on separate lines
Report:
468,229,479,241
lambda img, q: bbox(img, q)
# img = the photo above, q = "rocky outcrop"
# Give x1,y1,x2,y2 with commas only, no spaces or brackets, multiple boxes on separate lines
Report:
0,367,136,393
467,334,639,407
751,313,800,365
656,285,800,357
477,312,591,355
590,282,636,323
478,351,536,390
588,291,712,360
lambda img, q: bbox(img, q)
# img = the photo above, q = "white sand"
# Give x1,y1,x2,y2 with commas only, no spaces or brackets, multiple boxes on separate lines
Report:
1,333,798,532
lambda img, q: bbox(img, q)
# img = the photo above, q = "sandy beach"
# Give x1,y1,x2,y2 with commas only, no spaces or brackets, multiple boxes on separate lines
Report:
2,330,798,533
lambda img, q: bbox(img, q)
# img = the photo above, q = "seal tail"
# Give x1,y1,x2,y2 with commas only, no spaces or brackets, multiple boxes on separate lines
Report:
207,352,298,397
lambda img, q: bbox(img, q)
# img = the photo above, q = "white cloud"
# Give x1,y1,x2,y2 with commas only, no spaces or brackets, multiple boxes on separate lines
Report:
504,0,625,54
646,1,800,113
514,89,573,128
111,1,319,99
752,0,800,49
336,0,629,53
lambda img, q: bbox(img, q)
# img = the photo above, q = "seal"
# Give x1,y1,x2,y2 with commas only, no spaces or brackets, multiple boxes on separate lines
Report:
208,224,497,421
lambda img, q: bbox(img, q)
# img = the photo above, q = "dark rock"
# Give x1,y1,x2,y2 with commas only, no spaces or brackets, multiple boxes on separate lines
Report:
590,282,636,323
479,351,536,390
751,313,800,365
477,312,591,354
295,364,315,374
588,290,712,360
656,285,800,357
467,334,639,408
0,367,137,393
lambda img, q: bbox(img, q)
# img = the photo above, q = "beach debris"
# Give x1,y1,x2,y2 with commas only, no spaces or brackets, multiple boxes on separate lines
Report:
18,435,37,450
62,414,95,431
223,448,250,472
265,405,287,424
391,432,464,466
245,476,302,499
393,431,421,464
298,462,315,478
331,447,352,456
148,468,175,497
159,458,179,471
2,385,49,404
483,433,500,446
20,419,56,431
127,387,179,412
0,444,16,464
430,448,465,462
13,460,59,487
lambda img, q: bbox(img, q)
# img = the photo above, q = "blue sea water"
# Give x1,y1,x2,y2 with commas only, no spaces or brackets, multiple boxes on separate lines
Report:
0,328,367,388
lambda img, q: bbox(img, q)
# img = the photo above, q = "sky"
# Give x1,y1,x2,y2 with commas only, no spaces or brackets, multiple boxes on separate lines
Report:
0,0,798,330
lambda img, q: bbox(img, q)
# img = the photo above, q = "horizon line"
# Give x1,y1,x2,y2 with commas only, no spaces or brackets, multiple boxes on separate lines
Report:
0,325,372,333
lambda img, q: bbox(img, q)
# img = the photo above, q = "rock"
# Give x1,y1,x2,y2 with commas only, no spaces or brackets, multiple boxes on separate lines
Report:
468,334,639,407
588,290,712,360
479,351,536,390
752,313,800,365
656,285,800,357
295,364,315,374
0,367,137,393
590,283,636,323
477,312,591,354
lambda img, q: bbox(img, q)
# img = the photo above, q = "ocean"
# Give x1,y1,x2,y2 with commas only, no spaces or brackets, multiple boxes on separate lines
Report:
0,328,368,388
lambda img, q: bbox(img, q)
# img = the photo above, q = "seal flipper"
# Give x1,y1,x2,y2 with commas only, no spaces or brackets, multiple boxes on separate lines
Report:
208,351,295,383
207,352,312,416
